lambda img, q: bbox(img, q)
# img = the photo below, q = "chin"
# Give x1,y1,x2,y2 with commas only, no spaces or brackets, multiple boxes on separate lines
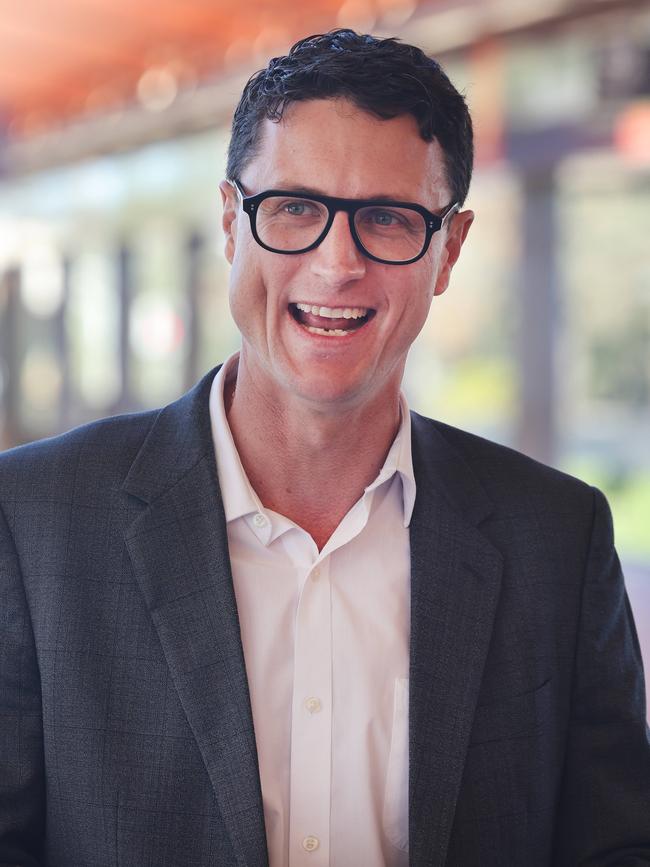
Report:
285,369,374,409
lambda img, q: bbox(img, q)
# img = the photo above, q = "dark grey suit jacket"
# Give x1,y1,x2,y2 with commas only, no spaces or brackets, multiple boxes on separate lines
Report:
1,367,649,867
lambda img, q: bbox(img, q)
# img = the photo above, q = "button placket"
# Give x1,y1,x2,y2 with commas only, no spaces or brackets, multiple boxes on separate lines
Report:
289,557,332,866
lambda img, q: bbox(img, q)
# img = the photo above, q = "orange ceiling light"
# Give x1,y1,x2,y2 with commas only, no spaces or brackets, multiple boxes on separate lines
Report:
2,0,414,137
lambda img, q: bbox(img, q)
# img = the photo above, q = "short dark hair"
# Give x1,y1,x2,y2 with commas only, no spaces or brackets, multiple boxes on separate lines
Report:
226,29,473,205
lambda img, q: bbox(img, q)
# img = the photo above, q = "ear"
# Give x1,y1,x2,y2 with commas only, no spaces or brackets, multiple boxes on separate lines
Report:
219,179,239,265
433,209,474,297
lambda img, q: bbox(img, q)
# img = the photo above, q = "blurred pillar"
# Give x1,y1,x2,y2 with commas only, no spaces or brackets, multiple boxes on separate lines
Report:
55,255,72,429
185,229,204,389
117,242,132,412
470,37,505,168
0,268,20,448
515,166,559,466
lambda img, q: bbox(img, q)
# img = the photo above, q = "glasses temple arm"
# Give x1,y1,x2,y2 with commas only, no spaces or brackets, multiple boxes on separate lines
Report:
441,202,460,228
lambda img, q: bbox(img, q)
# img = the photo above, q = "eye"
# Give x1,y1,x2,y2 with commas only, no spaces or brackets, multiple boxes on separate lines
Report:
358,207,410,229
285,202,307,215
370,209,399,226
372,211,399,226
355,206,426,245
281,199,321,217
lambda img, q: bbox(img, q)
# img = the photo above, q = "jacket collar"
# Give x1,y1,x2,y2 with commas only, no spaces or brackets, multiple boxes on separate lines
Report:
122,367,219,505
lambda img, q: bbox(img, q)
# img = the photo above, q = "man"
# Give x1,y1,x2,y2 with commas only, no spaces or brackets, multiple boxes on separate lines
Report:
1,28,649,867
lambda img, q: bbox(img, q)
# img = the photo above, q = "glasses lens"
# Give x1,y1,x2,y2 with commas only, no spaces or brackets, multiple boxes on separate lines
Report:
355,206,427,262
255,195,329,252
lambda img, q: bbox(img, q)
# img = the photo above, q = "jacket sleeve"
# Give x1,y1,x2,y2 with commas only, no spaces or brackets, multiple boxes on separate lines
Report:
0,500,45,867
553,486,650,865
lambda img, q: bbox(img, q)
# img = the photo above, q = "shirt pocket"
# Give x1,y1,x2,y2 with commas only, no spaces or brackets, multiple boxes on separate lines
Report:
382,677,409,853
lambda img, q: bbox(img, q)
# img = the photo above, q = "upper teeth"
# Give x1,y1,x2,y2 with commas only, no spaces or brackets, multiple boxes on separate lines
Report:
295,303,368,319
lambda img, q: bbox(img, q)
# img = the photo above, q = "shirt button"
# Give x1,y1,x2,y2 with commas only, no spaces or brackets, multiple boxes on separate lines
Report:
311,566,321,580
305,697,322,714
253,512,267,527
302,836,320,852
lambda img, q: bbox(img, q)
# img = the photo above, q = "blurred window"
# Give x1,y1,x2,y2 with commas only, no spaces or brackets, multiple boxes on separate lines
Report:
559,152,650,561
67,248,121,412
129,220,187,407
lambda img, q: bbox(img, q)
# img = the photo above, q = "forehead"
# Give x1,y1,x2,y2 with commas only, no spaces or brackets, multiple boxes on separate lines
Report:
243,98,450,206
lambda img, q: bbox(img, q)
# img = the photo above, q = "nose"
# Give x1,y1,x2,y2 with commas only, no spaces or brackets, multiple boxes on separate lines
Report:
309,211,367,284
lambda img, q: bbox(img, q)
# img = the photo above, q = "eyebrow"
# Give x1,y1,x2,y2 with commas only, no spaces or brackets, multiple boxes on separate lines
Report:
271,182,420,203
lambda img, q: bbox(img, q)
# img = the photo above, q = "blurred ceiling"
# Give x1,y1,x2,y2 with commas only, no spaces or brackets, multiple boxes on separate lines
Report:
0,0,645,150
0,0,424,137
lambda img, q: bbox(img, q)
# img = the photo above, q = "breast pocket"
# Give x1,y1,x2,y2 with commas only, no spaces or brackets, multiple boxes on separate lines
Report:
383,677,409,853
468,676,553,746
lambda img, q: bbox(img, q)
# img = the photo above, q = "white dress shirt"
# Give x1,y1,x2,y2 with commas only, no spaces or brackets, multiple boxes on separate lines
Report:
209,353,415,867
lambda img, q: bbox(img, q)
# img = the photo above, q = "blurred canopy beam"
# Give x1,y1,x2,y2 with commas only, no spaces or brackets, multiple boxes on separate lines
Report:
1,0,648,175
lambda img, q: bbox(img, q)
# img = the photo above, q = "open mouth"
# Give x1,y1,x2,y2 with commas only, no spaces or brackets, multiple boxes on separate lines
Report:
289,302,375,337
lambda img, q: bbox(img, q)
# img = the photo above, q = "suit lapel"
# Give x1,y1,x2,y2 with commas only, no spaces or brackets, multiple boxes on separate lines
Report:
123,369,268,867
409,414,503,867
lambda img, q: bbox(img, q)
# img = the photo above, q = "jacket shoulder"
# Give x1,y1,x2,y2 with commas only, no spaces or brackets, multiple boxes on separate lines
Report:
412,411,595,516
0,410,160,503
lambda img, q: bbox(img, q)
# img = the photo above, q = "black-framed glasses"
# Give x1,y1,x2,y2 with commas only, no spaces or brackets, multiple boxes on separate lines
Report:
231,179,459,266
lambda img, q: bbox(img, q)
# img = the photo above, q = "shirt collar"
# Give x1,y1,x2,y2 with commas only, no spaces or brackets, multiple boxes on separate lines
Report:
210,352,265,525
363,392,416,528
209,352,417,537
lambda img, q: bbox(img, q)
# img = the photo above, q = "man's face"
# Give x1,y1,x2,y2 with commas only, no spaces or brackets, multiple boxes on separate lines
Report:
220,98,473,412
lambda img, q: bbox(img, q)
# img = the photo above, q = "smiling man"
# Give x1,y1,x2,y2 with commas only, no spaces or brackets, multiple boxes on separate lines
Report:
219,95,472,551
1,29,650,867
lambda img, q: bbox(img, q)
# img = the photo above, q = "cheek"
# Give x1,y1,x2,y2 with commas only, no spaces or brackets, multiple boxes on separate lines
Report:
229,236,268,305
386,281,436,355
228,248,296,335
390,266,435,324
228,253,261,338
403,296,434,343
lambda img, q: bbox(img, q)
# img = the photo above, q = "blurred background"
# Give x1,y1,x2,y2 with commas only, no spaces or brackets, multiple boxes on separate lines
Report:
0,0,649,685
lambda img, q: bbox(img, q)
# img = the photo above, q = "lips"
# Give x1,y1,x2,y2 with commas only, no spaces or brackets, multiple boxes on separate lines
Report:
289,302,375,336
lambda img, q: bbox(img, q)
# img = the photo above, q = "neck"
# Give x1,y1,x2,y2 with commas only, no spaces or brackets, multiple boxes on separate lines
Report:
224,354,402,549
